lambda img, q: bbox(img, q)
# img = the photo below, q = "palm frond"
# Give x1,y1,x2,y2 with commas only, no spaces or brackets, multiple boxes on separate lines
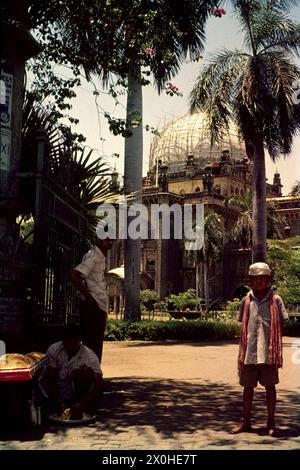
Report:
265,0,300,13
254,9,300,56
266,200,287,238
190,49,249,144
226,191,252,211
22,91,123,244
228,192,286,246
263,53,300,158
289,180,300,195
203,211,224,264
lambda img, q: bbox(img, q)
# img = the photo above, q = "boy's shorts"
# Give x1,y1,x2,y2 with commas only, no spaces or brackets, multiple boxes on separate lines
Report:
239,364,279,387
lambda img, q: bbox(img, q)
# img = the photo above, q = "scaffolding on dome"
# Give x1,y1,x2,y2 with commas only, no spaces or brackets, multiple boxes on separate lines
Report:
149,112,246,170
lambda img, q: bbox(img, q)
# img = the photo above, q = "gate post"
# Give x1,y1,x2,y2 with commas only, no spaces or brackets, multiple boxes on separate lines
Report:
0,5,40,351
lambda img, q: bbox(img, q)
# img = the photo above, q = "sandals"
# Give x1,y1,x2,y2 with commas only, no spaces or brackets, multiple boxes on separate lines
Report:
267,422,278,437
230,423,253,434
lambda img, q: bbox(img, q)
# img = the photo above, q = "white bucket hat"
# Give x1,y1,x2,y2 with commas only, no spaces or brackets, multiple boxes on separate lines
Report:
248,262,271,276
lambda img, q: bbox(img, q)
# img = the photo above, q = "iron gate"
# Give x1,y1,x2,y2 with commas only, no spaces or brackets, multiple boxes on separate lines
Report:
32,133,87,325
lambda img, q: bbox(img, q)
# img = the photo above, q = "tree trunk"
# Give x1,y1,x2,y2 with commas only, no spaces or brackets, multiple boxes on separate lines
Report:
195,257,199,315
195,252,201,319
252,140,267,262
124,61,143,321
203,261,209,319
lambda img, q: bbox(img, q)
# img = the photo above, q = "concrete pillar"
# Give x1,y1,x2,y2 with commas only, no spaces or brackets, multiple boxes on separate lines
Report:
0,14,40,351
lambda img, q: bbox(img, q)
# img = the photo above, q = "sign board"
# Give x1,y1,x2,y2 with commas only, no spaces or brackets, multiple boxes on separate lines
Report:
0,72,13,129
0,128,11,171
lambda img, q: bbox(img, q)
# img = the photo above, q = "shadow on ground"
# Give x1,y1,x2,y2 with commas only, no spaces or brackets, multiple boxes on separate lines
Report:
1,378,299,448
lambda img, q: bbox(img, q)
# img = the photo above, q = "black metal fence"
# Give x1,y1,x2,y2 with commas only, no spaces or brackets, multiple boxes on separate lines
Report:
32,134,87,325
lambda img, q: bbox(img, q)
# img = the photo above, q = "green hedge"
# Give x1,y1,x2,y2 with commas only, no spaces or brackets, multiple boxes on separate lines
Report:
104,319,300,341
284,319,300,337
105,319,240,341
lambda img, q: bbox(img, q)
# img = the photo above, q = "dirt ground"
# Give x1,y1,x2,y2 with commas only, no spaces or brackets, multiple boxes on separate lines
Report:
1,337,299,450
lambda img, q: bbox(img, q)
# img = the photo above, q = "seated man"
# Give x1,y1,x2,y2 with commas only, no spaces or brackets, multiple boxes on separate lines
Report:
45,324,102,419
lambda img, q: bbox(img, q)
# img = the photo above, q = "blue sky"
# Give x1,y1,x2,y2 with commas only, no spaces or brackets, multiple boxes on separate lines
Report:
60,3,300,195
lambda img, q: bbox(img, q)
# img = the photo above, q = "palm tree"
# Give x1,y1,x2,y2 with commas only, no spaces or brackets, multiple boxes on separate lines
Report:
53,0,221,320
290,179,300,196
226,192,253,249
190,0,300,262
201,211,224,316
226,192,287,247
187,210,224,317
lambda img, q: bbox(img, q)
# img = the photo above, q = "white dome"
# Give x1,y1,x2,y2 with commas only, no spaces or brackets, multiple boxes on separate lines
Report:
149,112,246,170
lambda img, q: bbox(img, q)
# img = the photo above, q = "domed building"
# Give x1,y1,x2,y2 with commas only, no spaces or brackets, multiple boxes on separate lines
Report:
108,112,299,316
149,112,246,169
146,112,253,199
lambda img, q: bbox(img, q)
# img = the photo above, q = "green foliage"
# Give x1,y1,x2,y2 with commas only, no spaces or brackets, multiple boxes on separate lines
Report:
290,180,300,196
19,217,35,243
203,211,224,265
154,300,168,313
141,289,159,303
105,319,241,341
224,298,241,319
4,1,222,141
140,290,159,312
20,93,121,243
168,289,201,311
284,319,300,337
20,0,222,137
51,0,220,87
227,193,286,248
104,113,133,138
26,55,83,133
105,315,300,341
190,0,300,159
268,237,300,308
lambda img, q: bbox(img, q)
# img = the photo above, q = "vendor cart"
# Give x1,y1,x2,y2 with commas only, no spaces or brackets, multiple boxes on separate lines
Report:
0,353,46,428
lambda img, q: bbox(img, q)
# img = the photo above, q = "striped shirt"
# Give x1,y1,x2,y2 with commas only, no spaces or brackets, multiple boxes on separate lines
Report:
237,290,288,364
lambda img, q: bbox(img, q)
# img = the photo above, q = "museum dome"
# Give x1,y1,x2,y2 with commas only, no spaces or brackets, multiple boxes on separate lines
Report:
149,112,246,170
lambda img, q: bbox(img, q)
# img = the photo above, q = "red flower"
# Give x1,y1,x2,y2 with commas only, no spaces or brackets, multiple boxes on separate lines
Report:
211,8,226,18
144,48,156,56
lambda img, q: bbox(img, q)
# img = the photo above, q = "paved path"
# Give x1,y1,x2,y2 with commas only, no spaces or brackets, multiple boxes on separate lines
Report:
0,337,299,450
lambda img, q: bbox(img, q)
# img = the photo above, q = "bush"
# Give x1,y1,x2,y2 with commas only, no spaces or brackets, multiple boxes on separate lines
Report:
224,298,241,319
105,319,240,341
141,289,159,306
284,319,300,337
167,289,202,311
268,237,300,309
104,317,300,342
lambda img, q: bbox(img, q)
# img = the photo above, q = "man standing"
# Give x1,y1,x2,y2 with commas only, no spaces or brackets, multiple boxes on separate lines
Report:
70,238,113,362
